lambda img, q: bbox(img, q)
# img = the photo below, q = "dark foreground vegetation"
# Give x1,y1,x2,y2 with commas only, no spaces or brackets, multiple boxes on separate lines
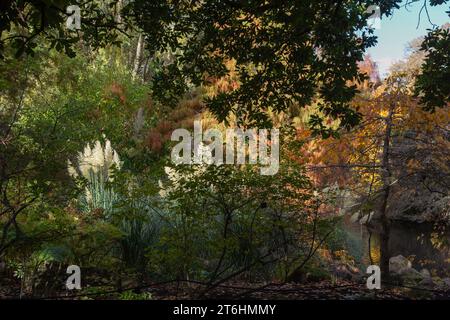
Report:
0,0,449,300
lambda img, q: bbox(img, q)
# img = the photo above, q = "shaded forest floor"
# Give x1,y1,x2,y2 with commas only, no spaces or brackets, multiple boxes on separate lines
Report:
2,275,450,300
130,280,450,300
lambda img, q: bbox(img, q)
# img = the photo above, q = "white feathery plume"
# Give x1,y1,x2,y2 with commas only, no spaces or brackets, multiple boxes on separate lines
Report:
68,138,121,181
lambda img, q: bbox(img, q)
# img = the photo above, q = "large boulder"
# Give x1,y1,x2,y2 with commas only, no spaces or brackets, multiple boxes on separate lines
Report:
420,269,431,278
419,277,435,289
389,255,412,275
388,255,429,286
401,268,425,285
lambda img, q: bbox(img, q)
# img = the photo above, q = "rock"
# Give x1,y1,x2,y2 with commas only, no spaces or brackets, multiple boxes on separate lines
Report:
389,255,412,275
334,264,354,280
350,212,360,223
419,277,435,289
401,268,425,286
359,211,374,225
420,268,431,278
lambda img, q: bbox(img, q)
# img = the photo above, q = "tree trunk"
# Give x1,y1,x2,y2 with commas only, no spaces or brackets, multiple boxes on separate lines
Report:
132,34,144,79
379,100,395,277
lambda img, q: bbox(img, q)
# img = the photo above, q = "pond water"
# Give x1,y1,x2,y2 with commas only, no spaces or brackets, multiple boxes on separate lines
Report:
341,217,450,277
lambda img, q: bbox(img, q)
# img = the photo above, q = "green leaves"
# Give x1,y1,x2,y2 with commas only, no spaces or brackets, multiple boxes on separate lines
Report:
415,26,450,111
151,146,314,281
0,0,130,60
129,0,390,131
34,245,73,264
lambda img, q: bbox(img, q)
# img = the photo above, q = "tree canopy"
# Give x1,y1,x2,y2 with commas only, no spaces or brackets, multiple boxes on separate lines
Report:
1,1,448,133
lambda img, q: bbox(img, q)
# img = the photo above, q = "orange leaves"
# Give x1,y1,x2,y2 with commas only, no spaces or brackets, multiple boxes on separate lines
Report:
404,103,449,133
107,82,126,105
146,129,163,153
144,97,205,153
356,55,381,90
204,59,239,97
407,159,421,173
